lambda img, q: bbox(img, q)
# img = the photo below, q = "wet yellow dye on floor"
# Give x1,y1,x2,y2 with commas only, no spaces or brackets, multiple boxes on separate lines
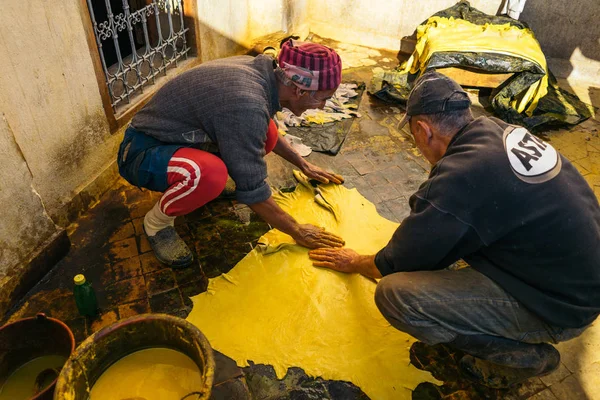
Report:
187,181,440,399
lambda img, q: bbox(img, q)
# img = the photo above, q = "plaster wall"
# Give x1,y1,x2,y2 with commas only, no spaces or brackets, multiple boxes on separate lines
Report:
520,0,600,81
195,0,310,62
306,0,503,53
283,0,310,39
0,116,57,280
305,0,599,86
0,0,120,288
0,0,121,220
196,0,279,61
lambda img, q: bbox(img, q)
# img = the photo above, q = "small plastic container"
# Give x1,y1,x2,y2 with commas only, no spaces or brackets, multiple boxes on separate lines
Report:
73,274,98,317
0,313,75,400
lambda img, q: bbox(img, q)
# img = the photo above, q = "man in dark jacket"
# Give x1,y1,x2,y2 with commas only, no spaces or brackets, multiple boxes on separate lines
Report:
118,40,345,267
309,70,600,388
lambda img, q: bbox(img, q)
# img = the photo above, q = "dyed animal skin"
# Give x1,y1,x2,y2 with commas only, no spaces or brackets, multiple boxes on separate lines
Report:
187,181,440,399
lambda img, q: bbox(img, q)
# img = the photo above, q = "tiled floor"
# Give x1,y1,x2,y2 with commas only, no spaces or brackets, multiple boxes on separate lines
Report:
4,42,600,399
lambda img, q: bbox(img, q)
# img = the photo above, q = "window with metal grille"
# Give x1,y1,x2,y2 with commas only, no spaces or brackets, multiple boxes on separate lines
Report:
86,0,190,113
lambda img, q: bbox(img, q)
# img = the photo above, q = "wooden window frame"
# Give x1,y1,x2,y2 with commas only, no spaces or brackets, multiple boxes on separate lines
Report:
78,0,202,133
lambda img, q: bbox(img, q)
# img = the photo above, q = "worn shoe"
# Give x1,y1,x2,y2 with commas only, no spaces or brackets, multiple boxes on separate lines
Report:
459,343,560,388
144,225,193,268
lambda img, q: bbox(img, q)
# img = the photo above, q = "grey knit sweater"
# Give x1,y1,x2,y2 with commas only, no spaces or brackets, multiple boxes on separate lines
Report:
131,55,281,204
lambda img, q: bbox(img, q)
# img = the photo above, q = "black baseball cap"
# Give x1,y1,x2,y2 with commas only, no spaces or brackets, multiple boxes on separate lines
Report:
398,70,471,130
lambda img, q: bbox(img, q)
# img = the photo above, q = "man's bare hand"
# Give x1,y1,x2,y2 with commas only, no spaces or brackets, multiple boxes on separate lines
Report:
308,248,361,273
301,163,344,185
309,248,382,279
294,224,345,249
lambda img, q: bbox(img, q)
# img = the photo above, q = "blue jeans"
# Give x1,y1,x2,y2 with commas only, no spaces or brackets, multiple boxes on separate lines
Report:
374,267,588,345
117,126,183,192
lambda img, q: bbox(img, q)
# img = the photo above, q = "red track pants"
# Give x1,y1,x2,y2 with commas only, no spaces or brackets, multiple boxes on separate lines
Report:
159,119,278,216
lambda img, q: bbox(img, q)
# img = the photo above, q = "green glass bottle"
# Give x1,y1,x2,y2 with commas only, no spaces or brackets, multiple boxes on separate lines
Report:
73,274,98,317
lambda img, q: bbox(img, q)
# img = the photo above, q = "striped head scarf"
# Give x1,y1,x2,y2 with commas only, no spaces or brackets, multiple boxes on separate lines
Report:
278,40,342,91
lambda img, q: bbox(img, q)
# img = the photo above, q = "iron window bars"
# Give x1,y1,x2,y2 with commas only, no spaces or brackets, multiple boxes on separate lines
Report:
86,0,189,112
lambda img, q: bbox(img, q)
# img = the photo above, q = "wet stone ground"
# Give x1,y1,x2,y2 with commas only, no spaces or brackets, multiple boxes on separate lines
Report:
4,40,600,399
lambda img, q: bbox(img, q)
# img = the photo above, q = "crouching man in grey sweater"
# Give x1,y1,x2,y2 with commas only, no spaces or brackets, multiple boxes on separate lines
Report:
118,40,345,267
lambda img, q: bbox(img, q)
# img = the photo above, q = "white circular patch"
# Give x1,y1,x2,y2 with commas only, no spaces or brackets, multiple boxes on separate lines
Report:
503,127,561,184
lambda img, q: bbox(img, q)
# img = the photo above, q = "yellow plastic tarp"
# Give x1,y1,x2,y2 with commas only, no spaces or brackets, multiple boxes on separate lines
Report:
187,182,440,399
405,16,548,116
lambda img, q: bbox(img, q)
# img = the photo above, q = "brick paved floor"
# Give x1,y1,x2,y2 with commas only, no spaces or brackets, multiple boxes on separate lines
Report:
4,40,599,400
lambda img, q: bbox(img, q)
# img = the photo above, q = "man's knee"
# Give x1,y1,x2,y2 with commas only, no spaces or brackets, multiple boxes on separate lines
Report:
265,119,278,154
199,154,228,198
163,149,229,216
374,273,457,344
374,273,415,325
173,148,228,197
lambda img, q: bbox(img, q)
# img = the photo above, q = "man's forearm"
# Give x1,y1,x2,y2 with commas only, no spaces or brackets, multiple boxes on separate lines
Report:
272,133,308,170
248,196,300,238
